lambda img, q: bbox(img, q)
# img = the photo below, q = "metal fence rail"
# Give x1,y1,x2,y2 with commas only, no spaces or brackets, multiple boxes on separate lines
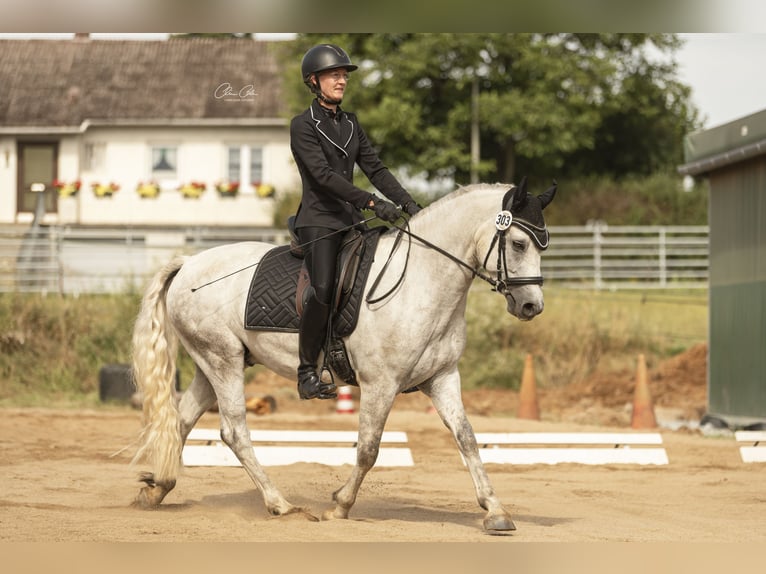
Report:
543,223,709,289
1,226,292,295
0,223,708,294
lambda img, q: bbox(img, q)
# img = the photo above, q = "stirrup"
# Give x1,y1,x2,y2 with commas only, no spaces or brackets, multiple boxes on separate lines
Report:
297,368,337,400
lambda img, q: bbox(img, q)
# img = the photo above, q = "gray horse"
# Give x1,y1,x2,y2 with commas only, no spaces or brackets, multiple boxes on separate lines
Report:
130,180,556,534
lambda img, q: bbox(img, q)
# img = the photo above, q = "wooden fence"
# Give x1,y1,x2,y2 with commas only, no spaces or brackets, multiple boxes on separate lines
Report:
0,223,709,294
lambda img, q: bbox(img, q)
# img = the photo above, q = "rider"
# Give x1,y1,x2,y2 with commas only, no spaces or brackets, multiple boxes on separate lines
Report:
290,43,421,401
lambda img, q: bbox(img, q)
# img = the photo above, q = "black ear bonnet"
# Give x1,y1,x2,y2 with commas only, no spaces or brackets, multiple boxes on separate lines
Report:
501,177,557,250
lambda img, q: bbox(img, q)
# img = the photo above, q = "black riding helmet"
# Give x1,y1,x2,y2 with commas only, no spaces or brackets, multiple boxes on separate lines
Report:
301,44,358,97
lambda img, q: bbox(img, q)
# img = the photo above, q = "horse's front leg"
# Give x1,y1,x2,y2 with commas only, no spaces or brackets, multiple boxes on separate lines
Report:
323,386,397,521
423,370,516,534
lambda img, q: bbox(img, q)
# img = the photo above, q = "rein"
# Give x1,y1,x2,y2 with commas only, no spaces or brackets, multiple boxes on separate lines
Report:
365,216,544,304
190,217,378,292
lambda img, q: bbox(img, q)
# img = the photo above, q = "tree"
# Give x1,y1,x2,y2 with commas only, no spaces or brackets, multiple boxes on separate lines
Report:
278,33,700,185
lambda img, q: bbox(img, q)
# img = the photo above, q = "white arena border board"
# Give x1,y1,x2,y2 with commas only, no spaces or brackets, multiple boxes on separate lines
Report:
182,428,414,467
735,430,766,463
472,432,669,466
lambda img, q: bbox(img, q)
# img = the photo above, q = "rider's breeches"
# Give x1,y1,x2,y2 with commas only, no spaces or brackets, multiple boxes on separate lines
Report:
297,226,342,304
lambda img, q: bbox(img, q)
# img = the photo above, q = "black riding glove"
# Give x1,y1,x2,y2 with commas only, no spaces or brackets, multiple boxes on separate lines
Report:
371,198,401,223
403,200,422,216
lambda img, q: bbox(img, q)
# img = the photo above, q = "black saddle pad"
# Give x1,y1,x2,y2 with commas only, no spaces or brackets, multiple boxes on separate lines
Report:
244,230,382,337
244,245,302,333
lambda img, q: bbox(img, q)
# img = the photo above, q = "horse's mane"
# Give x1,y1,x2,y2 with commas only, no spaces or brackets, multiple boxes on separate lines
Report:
419,182,513,216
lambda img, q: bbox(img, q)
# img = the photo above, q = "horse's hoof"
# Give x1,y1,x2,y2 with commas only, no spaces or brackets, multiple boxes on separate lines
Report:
130,475,175,509
131,488,160,510
483,514,516,534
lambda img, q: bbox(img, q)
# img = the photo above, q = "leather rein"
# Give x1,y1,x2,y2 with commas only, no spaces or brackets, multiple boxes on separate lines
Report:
366,208,544,304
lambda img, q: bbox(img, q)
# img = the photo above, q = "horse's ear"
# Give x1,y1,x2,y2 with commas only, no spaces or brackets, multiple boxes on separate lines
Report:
538,179,558,210
511,176,528,212
502,186,515,211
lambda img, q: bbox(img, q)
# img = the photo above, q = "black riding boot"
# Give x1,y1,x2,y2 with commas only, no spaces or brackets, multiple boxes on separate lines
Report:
297,293,337,400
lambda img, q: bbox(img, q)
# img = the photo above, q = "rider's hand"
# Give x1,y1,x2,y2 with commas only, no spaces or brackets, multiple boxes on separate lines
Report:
371,198,401,223
403,200,422,216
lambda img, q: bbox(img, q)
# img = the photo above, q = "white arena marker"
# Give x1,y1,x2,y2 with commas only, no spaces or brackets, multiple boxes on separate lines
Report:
182,428,414,467
735,431,766,463
471,432,669,466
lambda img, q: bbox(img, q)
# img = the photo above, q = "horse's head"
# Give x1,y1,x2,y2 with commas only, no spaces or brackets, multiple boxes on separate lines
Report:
481,177,557,321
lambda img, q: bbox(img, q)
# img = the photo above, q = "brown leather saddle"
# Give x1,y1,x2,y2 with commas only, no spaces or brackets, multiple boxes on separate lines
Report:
289,216,368,321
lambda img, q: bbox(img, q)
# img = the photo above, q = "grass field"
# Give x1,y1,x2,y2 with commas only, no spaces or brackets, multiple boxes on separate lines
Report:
0,287,708,406
460,284,708,390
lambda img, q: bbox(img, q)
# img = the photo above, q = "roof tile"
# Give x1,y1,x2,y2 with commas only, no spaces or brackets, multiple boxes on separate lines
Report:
0,38,286,126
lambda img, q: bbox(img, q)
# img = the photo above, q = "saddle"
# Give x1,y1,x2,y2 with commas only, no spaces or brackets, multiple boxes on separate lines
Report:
244,219,383,386
290,217,368,320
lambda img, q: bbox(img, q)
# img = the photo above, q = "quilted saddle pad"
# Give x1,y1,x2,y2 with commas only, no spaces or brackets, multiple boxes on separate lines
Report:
243,230,381,337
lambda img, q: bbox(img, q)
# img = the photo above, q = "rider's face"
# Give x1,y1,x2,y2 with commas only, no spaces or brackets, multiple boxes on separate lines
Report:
315,68,349,103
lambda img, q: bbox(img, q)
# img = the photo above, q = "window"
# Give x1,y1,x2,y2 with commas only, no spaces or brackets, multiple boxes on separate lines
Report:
83,142,105,171
226,145,265,187
151,146,177,179
227,146,240,182
250,147,263,185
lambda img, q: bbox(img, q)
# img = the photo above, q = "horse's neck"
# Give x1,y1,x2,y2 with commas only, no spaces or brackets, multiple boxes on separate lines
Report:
410,190,496,269
379,189,498,293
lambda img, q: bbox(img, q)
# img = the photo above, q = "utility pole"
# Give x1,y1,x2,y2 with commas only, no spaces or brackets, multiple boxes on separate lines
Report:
470,75,479,184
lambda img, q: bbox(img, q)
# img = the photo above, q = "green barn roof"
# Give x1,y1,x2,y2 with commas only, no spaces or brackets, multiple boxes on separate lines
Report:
678,108,766,176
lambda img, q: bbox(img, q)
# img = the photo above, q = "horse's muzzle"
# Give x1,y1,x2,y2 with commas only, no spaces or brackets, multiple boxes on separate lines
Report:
506,291,544,321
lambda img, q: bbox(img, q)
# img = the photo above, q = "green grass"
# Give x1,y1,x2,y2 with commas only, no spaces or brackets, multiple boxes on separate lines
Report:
0,287,708,406
0,293,137,406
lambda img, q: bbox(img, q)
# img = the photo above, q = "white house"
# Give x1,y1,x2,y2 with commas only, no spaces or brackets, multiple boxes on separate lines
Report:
0,36,299,228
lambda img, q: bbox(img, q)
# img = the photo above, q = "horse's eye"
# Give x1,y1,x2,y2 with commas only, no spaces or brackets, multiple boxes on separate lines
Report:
512,240,526,252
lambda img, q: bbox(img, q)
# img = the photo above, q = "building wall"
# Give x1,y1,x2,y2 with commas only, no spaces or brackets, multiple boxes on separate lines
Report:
708,155,766,423
0,136,18,223
2,124,300,227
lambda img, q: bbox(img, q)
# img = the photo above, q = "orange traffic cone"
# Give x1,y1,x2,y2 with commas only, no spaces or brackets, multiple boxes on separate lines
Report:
517,354,540,420
336,386,355,414
630,354,657,429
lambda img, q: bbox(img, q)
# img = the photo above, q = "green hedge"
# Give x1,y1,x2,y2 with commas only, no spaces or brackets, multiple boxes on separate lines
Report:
0,287,707,407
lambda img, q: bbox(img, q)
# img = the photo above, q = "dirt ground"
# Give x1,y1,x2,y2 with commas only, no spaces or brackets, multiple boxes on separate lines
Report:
1,343,764,542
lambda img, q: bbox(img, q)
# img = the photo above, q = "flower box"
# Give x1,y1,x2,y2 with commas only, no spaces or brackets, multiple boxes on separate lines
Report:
92,182,120,197
216,181,239,197
178,181,206,199
254,183,275,198
136,182,160,198
53,179,82,198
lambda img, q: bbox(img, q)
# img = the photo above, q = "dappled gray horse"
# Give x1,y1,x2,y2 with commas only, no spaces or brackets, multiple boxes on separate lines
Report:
130,180,556,534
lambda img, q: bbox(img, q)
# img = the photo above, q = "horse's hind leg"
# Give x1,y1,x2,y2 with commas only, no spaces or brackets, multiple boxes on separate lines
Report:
423,370,516,534
208,364,303,518
133,367,217,509
177,366,217,439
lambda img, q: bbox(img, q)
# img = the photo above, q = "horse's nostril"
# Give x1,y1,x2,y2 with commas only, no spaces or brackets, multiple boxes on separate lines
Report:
522,302,539,318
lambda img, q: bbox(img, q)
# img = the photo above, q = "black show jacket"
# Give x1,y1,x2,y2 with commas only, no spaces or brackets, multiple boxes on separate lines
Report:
290,99,411,230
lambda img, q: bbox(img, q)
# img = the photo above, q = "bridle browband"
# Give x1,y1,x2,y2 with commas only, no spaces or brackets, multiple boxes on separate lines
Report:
366,188,547,304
